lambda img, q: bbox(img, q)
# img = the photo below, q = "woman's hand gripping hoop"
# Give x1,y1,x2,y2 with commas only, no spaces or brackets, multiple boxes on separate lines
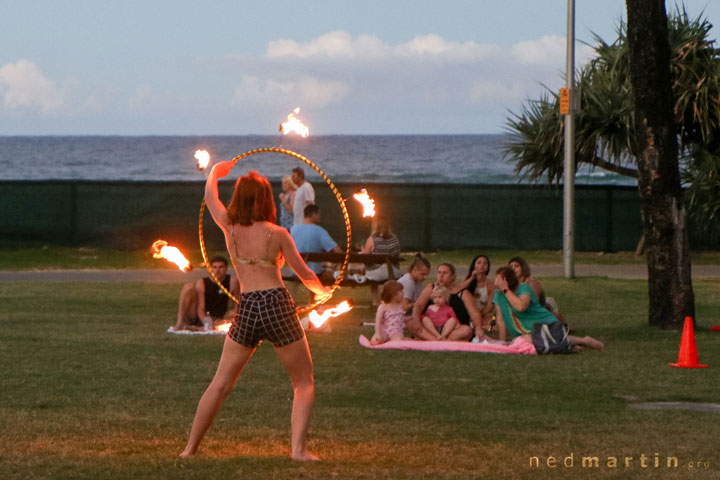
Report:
198,147,352,314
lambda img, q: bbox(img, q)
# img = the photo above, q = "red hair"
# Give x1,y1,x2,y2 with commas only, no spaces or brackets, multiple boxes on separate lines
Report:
381,280,404,303
226,170,277,225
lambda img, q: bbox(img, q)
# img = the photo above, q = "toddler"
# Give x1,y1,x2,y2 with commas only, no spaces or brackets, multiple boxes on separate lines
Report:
371,280,407,344
422,286,459,340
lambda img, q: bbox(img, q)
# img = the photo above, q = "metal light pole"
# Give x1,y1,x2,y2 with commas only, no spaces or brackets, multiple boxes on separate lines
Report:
563,0,576,278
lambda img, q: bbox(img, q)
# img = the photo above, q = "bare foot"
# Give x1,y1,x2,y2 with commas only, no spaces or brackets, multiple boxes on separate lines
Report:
292,451,321,462
584,336,605,350
179,448,196,459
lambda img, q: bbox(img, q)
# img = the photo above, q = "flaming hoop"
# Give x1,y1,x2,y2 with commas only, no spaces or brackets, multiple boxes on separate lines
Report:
198,147,352,314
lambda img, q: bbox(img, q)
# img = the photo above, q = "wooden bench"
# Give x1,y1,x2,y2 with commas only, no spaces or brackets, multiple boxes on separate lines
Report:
282,252,403,286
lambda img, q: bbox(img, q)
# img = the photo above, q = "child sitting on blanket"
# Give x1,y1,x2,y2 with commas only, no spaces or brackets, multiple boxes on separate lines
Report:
421,286,460,341
371,280,407,345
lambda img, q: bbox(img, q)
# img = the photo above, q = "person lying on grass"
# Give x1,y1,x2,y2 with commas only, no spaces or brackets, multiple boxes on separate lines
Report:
370,280,407,345
493,266,604,352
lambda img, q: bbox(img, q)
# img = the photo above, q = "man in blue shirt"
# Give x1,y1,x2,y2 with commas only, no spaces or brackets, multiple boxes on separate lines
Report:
290,204,342,279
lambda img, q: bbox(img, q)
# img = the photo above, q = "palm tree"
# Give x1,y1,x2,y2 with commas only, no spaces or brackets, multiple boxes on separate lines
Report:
504,6,720,328
505,8,720,186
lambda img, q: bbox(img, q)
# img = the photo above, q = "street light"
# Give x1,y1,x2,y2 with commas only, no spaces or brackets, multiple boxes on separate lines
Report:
563,0,576,278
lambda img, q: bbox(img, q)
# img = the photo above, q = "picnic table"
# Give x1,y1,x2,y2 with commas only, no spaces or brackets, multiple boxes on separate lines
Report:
283,252,403,286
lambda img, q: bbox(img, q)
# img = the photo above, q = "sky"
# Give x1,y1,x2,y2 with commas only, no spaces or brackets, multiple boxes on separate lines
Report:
1,0,718,135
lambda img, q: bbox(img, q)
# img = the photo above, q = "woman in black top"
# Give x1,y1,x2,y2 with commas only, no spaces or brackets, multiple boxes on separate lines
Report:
407,262,479,341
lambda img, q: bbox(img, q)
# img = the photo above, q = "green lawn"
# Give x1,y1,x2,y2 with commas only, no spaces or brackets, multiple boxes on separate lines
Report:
1,278,719,479
1,245,719,271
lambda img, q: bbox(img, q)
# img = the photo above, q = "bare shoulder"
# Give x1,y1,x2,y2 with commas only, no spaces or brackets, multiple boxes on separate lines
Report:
272,223,292,241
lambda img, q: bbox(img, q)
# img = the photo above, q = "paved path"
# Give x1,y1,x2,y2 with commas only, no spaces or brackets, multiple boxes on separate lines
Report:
1,264,719,283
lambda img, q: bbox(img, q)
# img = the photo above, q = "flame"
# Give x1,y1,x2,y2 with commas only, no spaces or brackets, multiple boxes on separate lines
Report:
194,149,211,170
215,322,232,333
279,107,310,138
353,189,376,217
151,240,192,272
308,300,353,329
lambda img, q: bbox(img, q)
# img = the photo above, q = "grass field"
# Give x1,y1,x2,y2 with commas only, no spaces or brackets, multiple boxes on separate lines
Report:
1,278,719,479
2,245,720,271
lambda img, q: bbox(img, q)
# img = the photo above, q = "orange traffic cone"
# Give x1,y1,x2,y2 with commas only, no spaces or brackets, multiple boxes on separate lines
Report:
669,317,708,369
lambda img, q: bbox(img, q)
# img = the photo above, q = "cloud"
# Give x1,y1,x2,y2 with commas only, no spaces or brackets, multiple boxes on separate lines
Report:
226,31,582,117
234,75,349,109
267,31,383,59
0,59,64,113
267,31,499,62
512,35,595,65
469,80,529,104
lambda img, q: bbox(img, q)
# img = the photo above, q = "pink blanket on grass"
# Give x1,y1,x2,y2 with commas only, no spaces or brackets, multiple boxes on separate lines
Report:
358,335,537,355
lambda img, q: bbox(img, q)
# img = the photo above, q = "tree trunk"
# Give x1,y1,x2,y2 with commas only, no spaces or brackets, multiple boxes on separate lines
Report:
626,0,694,328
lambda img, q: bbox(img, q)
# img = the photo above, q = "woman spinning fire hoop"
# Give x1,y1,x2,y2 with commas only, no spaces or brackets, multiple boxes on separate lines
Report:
180,162,328,461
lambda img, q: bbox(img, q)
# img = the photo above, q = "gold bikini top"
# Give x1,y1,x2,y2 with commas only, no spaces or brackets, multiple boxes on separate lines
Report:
230,228,284,267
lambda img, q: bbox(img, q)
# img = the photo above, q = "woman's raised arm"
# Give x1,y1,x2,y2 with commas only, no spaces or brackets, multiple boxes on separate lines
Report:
204,161,234,232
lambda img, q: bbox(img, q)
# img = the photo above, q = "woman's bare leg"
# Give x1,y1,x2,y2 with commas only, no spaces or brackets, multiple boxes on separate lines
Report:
447,324,473,341
180,336,256,458
174,282,197,330
569,335,604,350
274,336,320,461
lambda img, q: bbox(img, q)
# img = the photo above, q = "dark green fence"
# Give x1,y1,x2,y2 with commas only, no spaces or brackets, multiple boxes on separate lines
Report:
0,180,714,251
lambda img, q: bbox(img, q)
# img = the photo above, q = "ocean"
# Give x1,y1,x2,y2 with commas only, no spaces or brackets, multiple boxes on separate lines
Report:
0,135,636,185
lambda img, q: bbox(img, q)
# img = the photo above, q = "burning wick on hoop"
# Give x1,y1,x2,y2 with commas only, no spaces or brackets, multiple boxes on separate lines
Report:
194,149,211,171
305,300,353,330
151,240,192,272
352,189,376,217
279,107,310,138
215,322,232,333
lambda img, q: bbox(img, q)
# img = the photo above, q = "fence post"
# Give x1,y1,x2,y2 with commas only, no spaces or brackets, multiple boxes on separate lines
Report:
69,182,78,244
605,187,613,252
423,185,432,251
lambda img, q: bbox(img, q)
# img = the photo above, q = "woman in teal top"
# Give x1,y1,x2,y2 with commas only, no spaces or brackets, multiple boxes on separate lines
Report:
492,265,556,340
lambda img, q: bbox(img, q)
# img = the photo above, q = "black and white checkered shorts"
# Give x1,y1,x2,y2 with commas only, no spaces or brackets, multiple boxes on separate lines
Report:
228,287,305,348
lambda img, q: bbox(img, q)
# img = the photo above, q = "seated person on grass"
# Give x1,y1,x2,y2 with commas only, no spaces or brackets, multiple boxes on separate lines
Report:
173,255,239,331
508,256,547,306
508,256,563,319
290,204,342,283
493,266,603,352
370,280,407,345
420,286,461,341
397,253,431,314
407,262,476,342
461,254,495,336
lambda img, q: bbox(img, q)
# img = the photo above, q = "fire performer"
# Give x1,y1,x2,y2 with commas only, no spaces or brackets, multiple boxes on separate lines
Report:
172,255,240,331
180,162,329,461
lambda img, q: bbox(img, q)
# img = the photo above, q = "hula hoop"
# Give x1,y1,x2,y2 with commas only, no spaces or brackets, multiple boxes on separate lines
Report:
198,147,352,315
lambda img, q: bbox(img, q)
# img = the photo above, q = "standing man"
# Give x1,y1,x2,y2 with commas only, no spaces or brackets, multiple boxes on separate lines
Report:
291,166,315,225
173,255,240,331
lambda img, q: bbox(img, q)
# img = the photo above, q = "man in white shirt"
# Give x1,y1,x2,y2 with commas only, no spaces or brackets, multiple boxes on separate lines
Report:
291,166,315,225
